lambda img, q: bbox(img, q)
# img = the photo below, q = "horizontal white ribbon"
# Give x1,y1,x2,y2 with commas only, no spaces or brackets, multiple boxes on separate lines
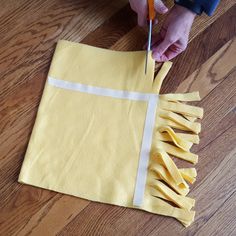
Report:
48,76,158,207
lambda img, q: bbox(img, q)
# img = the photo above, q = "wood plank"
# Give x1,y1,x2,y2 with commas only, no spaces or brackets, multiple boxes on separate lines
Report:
16,195,89,236
0,1,55,38
82,4,137,49
58,203,152,236
175,38,236,96
195,190,236,236
0,186,54,235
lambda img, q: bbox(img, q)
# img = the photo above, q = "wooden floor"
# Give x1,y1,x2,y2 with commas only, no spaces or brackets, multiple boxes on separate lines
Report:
0,1,236,235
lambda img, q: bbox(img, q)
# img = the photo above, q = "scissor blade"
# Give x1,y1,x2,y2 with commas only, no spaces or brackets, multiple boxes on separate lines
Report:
145,19,152,74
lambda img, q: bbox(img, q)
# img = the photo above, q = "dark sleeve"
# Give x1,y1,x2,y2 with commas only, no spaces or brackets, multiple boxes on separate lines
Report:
174,0,221,16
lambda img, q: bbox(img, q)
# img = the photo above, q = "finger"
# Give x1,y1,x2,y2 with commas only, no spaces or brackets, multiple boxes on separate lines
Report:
154,0,168,14
161,50,178,62
158,45,184,62
152,38,173,60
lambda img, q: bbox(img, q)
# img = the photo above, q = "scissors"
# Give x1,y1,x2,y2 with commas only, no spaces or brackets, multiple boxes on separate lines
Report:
145,0,156,74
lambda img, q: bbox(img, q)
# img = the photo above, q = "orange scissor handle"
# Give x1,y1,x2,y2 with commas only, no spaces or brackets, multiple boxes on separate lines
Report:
148,0,156,20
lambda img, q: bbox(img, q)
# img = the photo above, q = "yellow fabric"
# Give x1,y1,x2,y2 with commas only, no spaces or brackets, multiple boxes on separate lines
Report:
19,40,203,227
149,165,190,196
152,149,186,186
159,92,201,102
157,126,193,151
149,180,195,210
180,168,197,184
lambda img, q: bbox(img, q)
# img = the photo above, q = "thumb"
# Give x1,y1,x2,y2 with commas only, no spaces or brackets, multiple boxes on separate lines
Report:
152,39,172,60
154,0,168,14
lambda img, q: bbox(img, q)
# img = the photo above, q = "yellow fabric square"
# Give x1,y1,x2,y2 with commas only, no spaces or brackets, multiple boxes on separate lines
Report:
19,40,203,227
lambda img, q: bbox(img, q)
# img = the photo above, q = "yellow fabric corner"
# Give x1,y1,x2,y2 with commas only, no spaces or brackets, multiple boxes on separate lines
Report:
19,40,203,227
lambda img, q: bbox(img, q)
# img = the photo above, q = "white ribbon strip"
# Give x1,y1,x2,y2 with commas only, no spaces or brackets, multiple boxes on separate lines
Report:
48,76,158,207
132,95,158,207
48,76,152,101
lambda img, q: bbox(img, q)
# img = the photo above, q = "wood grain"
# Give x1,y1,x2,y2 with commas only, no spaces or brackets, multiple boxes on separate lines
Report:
0,1,236,235
16,195,89,236
175,38,236,96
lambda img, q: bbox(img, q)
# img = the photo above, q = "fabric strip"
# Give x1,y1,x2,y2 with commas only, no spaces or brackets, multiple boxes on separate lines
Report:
47,76,158,207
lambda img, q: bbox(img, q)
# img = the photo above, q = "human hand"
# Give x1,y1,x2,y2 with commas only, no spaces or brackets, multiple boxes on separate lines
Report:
129,0,168,26
152,5,196,62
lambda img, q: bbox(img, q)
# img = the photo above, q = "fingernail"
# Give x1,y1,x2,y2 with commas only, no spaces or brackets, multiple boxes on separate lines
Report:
161,7,168,13
152,51,160,60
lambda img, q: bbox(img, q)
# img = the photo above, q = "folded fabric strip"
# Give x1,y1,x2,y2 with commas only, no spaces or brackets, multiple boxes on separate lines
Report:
18,40,203,227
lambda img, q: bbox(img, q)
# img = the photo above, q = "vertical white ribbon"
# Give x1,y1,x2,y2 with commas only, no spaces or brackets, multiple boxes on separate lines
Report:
132,95,158,207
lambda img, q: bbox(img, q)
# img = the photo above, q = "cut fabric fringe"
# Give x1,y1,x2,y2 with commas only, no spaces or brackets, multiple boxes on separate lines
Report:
144,61,203,227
